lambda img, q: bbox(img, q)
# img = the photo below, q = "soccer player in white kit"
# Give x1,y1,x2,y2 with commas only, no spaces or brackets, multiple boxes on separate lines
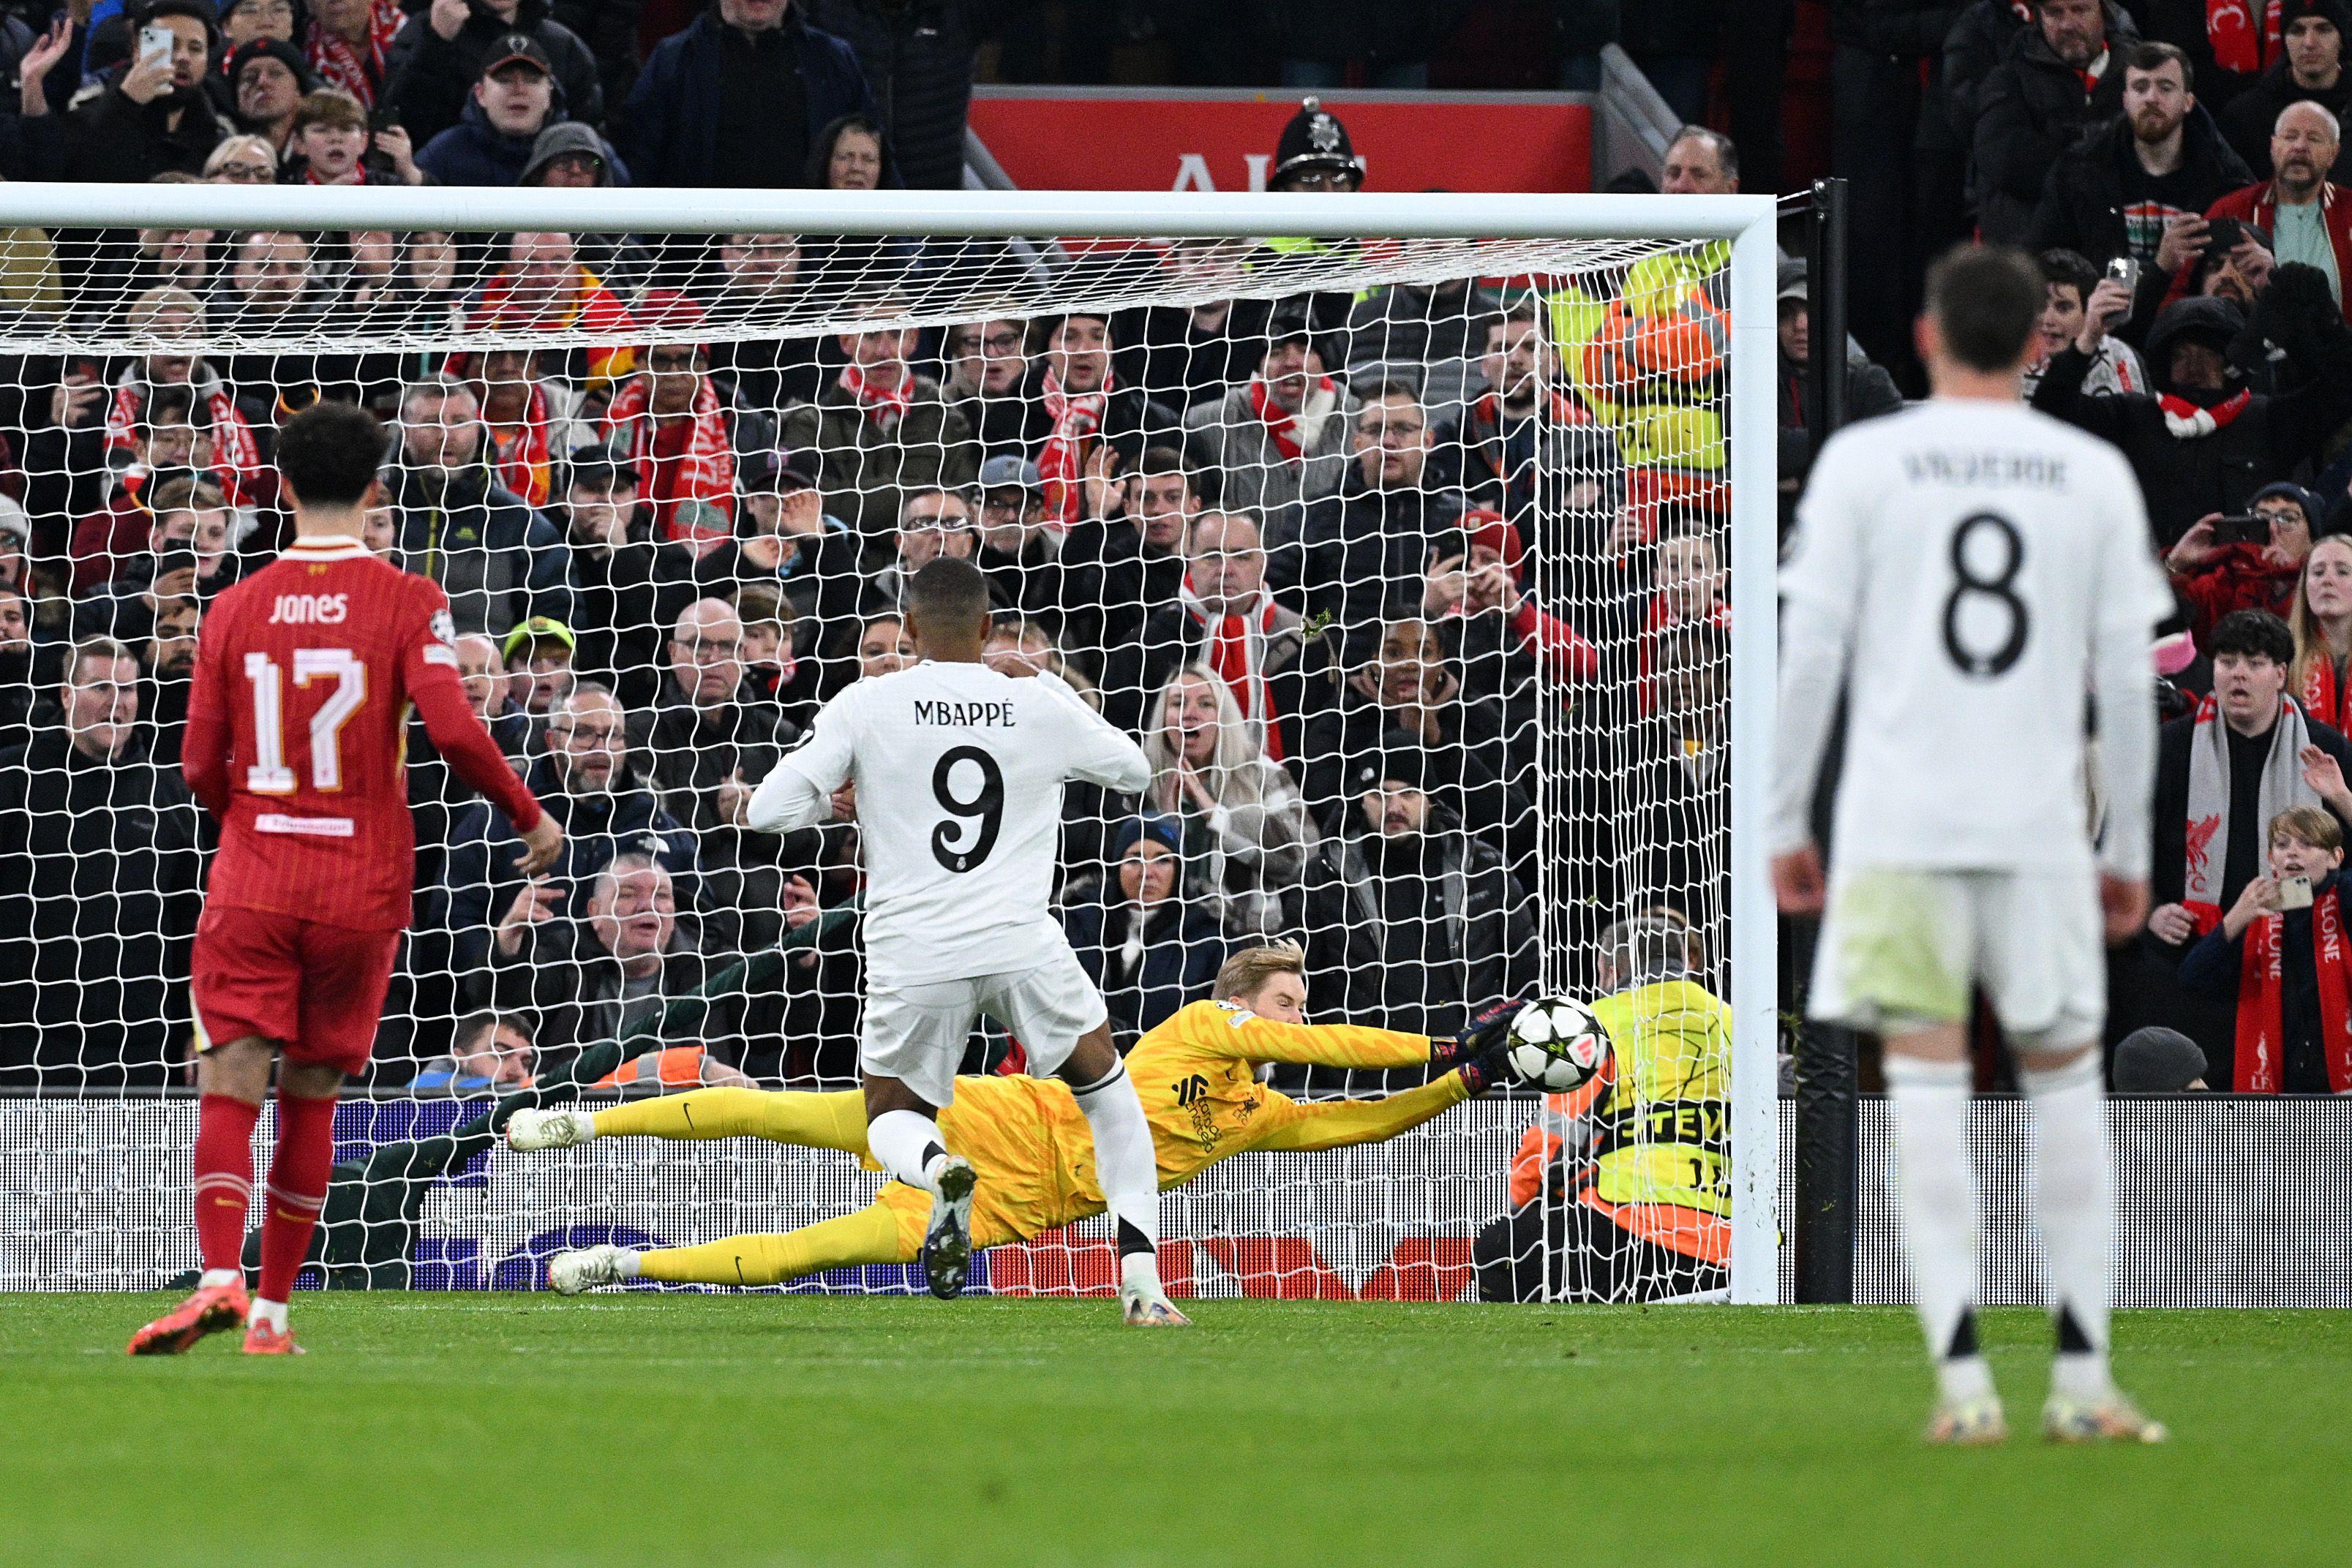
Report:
1771,247,2172,1443
745,558,1187,1325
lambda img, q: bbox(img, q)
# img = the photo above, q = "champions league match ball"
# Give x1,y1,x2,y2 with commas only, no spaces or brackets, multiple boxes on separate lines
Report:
1506,996,1610,1092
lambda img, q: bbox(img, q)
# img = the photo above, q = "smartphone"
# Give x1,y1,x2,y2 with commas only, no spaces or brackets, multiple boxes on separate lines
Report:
2278,875,2314,911
138,23,173,70
2105,255,2140,297
2212,513,2269,546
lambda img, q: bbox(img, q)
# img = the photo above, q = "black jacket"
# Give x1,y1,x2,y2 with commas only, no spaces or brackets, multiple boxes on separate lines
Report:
2149,710,2352,916
1064,894,1228,1052
1053,513,1184,676
1300,807,1537,1043
28,76,225,185
0,728,201,1085
488,915,724,1065
1291,468,1467,652
799,0,977,191
1776,344,1904,485
1941,0,2029,160
2032,275,2352,546
382,458,573,639
2217,59,2352,181
1098,598,1317,752
1970,5,2136,241
617,9,877,189
2027,107,2257,266
563,516,702,710
385,0,606,143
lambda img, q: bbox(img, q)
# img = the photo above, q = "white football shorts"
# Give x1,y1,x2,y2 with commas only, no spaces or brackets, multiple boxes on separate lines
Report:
857,942,1110,1107
1808,865,2105,1047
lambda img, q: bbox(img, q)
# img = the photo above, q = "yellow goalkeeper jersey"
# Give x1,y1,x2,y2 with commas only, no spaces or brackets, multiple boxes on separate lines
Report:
876,1000,1465,1248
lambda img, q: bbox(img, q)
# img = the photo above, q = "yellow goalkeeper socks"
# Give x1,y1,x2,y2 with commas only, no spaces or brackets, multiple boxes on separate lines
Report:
592,1088,870,1153
635,1207,909,1287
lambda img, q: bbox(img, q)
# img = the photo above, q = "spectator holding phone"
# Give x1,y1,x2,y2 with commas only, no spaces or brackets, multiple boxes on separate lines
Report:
2165,483,2318,647
2026,249,2149,396
2176,804,2352,1091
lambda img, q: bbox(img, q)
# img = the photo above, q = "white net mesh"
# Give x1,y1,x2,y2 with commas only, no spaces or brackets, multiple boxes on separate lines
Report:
0,214,1743,1303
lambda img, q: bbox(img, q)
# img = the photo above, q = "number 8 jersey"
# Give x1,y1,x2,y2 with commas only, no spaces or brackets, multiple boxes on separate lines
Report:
183,533,546,930
749,660,1152,986
1771,399,2174,875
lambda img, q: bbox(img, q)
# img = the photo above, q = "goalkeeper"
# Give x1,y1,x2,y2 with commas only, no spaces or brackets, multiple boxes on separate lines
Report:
509,943,1526,1294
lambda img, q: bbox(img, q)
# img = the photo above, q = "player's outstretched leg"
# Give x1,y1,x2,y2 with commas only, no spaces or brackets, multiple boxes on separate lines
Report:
129,1039,270,1355
549,1208,912,1293
508,1088,871,1153
2019,1047,2166,1444
1062,1028,1187,1327
1884,1041,2002,1442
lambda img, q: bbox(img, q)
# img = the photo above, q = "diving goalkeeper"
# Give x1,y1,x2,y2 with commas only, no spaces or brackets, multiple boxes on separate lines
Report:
507,943,1526,1293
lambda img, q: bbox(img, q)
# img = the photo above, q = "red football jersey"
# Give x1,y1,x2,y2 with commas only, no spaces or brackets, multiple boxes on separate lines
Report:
184,533,543,930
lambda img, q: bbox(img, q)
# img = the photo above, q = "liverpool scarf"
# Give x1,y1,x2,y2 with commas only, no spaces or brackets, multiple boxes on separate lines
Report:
2233,880,2352,1091
105,375,261,505
2302,651,2352,733
2183,693,2316,931
2160,387,2253,437
1247,372,1335,461
305,0,401,106
839,362,914,430
1038,369,1108,527
604,374,734,550
2208,0,2284,76
484,380,554,508
1179,575,1285,762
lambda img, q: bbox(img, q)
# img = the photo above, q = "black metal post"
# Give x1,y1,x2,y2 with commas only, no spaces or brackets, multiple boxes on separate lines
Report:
1805,176,1850,464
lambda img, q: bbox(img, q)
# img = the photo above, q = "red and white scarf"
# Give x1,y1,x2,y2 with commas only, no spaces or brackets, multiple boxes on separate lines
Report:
2208,0,2285,76
603,374,734,551
1179,576,1285,762
2182,693,2317,931
2160,387,2253,437
2302,652,2352,734
304,0,402,107
484,380,555,509
2232,878,2352,1091
1038,369,1108,527
839,362,914,430
104,376,261,505
1247,372,1334,462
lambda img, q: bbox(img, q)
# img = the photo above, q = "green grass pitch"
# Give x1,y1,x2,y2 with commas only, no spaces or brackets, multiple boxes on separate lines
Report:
3,1295,2345,1567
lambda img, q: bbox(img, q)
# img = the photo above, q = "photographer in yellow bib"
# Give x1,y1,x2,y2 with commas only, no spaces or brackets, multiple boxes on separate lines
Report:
508,942,1533,1294
1478,911,1731,1303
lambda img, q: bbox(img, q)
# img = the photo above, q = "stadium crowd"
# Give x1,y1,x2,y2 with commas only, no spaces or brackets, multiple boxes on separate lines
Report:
0,15,1736,1105
1,0,2345,1110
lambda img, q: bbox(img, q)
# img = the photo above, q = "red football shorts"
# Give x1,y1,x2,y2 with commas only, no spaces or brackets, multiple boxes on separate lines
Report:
192,906,402,1076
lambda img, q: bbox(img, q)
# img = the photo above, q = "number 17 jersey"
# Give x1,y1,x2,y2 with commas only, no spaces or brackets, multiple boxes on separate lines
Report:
184,534,500,930
1776,399,2171,871
775,660,1153,987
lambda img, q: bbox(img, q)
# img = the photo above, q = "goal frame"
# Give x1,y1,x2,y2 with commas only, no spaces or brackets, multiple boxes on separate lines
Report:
0,184,1782,1304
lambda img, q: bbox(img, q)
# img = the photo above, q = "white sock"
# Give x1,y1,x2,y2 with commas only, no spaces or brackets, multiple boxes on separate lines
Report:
249,1297,288,1333
615,1248,642,1280
1885,1055,1989,1401
199,1268,241,1290
1070,1061,1161,1275
2019,1049,2116,1402
867,1108,950,1194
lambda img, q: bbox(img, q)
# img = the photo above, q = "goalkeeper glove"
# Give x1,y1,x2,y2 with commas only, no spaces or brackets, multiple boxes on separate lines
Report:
1453,1043,1514,1098
1430,998,1527,1071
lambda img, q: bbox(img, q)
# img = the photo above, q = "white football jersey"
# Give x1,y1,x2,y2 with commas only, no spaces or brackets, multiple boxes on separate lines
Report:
765,661,1151,985
1773,398,2171,873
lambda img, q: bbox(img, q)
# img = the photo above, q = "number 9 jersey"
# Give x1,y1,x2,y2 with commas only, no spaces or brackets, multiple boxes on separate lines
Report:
1771,399,2173,876
751,660,1152,988
183,533,546,932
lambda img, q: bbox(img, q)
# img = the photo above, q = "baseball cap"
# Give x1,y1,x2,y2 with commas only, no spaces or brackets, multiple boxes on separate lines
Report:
483,32,552,77
743,447,819,494
500,615,576,661
977,453,1041,494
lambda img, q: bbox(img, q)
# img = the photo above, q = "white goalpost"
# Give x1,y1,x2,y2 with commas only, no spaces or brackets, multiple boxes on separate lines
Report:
0,185,1779,1305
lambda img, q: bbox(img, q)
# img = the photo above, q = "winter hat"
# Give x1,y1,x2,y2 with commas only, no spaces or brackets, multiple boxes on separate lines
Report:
1113,814,1184,859
522,121,612,186
2251,480,2318,521
227,37,317,95
2111,1028,2210,1092
1349,729,1430,795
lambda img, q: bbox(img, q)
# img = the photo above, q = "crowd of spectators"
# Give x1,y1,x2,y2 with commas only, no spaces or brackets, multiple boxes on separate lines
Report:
0,64,1748,1092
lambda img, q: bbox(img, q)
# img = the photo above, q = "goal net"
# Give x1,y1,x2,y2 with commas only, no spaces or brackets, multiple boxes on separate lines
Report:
0,188,1777,1305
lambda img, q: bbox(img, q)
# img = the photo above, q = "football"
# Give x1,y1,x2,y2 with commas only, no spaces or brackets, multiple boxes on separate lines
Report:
1505,995,1610,1092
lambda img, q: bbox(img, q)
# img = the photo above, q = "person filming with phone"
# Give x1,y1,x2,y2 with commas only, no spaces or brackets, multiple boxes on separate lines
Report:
2165,483,2321,647
2176,804,2352,1093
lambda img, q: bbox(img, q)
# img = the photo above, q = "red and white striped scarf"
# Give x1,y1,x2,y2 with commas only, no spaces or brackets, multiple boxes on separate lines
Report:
304,0,402,107
2160,387,2253,437
603,374,734,551
1038,369,1108,527
484,380,555,508
1247,372,1332,462
839,362,914,429
104,377,261,505
1179,576,1285,762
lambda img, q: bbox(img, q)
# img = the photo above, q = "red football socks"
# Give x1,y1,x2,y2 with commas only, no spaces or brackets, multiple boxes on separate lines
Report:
192,1093,260,1276
255,1092,338,1304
